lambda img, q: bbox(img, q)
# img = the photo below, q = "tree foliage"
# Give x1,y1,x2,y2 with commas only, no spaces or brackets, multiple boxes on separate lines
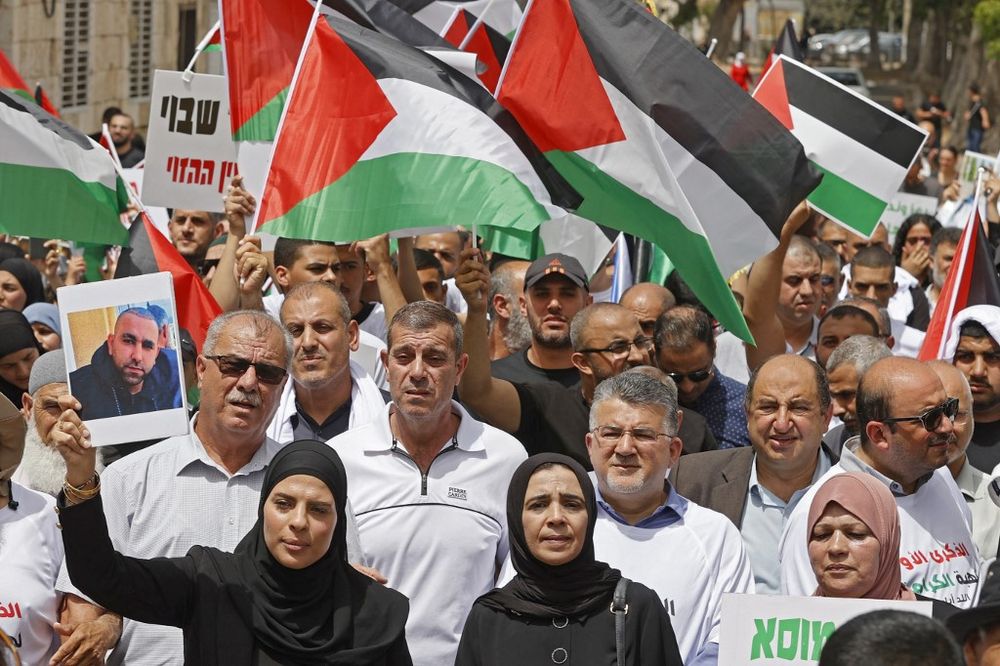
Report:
975,0,1000,60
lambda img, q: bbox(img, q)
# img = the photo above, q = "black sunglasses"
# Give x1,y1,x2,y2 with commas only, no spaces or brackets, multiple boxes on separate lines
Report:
666,368,712,384
204,354,287,385
882,397,959,432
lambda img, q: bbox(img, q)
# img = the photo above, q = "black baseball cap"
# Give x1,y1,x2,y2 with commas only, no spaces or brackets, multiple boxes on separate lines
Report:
523,253,589,291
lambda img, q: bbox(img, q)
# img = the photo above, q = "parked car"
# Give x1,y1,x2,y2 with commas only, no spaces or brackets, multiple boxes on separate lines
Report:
815,67,872,98
807,33,837,59
843,32,903,63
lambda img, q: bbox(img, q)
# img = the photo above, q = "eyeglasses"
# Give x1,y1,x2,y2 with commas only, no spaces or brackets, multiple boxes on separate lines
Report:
591,425,673,447
204,354,288,385
578,336,654,356
882,397,959,432
665,367,713,384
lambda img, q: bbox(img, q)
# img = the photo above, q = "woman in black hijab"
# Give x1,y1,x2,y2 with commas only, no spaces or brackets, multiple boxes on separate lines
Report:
57,438,412,665
0,309,41,407
455,453,682,665
0,258,44,311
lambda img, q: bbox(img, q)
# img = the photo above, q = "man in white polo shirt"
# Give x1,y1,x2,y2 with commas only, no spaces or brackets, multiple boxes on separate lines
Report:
587,371,754,666
328,301,526,666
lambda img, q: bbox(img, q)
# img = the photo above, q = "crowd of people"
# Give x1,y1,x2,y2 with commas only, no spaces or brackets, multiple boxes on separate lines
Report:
2,103,1000,663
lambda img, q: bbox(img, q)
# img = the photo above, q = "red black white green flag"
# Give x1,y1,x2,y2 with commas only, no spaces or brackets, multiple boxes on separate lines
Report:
116,213,222,350
495,0,820,342
0,90,127,245
219,0,314,142
919,194,1000,360
252,14,579,253
754,55,927,238
761,19,803,77
0,48,58,116
441,8,510,92
384,0,522,37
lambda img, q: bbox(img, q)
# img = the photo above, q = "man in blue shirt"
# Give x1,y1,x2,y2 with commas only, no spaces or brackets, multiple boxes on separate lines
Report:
654,305,749,448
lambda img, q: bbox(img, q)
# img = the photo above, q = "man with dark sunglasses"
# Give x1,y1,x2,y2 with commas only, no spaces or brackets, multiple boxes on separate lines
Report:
654,305,749,449
780,356,982,608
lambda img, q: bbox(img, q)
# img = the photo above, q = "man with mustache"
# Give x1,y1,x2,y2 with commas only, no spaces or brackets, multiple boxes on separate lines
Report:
268,281,388,443
490,253,591,388
68,307,182,420
779,356,982,608
53,310,314,663
949,306,1000,473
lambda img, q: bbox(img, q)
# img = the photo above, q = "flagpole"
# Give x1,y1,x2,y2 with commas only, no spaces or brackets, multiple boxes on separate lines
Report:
101,123,124,172
183,20,221,82
936,169,986,358
705,38,718,59
458,0,496,51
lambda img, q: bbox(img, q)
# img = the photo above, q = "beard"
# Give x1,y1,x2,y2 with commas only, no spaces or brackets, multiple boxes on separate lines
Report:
501,307,532,353
18,422,103,496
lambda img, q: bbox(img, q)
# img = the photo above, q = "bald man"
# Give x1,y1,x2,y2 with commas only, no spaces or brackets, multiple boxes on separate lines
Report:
930,361,1000,560
620,282,676,339
780,357,981,608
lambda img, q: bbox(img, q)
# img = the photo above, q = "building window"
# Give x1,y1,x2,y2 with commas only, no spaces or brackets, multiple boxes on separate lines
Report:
61,0,90,108
129,0,153,99
177,7,198,71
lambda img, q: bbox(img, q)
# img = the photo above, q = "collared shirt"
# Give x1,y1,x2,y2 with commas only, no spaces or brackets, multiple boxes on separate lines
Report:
741,449,832,594
784,316,819,360
330,400,526,666
594,480,687,528
838,438,933,496
690,369,749,449
56,417,285,666
953,459,1000,560
290,397,352,441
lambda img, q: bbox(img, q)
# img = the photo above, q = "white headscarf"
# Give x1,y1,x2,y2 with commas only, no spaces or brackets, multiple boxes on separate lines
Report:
944,305,1000,360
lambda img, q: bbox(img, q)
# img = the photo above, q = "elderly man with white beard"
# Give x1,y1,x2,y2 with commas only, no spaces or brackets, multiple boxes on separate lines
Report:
12,350,103,495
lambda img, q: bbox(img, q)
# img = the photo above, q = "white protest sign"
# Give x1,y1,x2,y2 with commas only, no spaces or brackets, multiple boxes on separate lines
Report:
142,70,239,212
718,593,932,666
120,167,171,238
878,192,940,246
959,151,997,197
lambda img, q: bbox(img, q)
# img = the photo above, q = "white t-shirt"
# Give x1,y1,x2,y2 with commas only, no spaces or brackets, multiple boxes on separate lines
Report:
592,488,755,666
357,302,388,343
329,401,526,666
0,483,62,665
779,441,981,608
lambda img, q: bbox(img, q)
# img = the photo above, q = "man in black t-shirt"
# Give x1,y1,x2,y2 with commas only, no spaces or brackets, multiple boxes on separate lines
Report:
490,253,591,388
950,308,1000,472
456,251,715,469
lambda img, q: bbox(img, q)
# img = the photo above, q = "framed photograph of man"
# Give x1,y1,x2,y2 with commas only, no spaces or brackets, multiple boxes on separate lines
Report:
58,272,188,446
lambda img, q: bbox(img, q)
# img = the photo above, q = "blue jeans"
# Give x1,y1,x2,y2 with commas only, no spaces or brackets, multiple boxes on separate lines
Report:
968,127,984,153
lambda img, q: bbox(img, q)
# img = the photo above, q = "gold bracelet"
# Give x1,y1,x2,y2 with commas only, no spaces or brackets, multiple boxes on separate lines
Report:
63,474,101,503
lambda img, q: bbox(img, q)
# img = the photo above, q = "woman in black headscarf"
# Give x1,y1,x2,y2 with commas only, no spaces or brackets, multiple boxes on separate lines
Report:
0,258,44,311
455,453,682,666
56,437,412,665
0,309,41,408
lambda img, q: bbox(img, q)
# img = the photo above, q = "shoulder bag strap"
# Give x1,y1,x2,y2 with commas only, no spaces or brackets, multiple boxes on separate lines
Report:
612,577,630,666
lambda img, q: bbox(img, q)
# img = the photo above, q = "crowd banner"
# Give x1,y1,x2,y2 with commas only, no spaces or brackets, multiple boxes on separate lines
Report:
959,151,997,197
879,192,939,245
142,70,239,212
718,593,931,665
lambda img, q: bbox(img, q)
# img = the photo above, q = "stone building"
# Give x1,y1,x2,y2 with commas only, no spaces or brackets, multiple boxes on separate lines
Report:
0,0,220,134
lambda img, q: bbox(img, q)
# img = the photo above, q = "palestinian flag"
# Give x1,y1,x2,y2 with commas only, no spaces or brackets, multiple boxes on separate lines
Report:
384,0,522,37
918,200,1000,360
0,48,58,116
495,0,820,342
442,8,510,91
754,55,927,238
327,0,453,48
761,19,803,77
0,90,128,245
253,15,578,252
220,0,314,141
116,213,222,350
204,23,222,52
